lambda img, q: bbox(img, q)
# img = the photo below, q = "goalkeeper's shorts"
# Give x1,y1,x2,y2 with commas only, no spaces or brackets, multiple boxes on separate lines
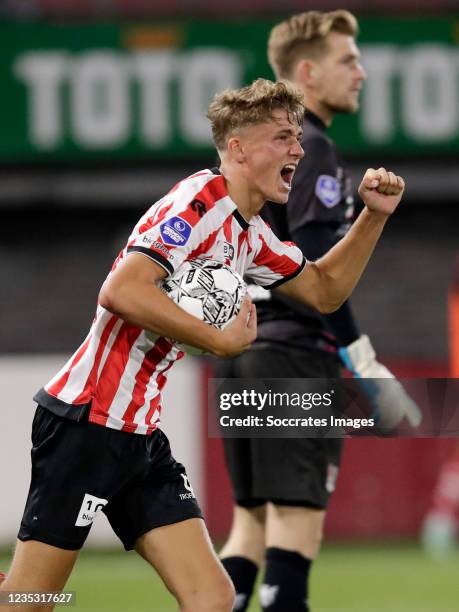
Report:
216,345,343,509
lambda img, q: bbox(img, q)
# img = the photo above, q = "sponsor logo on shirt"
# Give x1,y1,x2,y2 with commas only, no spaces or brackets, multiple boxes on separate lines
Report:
140,235,174,260
75,493,108,527
160,216,192,246
142,234,155,245
315,174,341,208
154,241,174,260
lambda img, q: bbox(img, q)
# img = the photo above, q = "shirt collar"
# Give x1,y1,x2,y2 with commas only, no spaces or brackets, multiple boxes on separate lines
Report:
210,167,254,229
304,109,327,131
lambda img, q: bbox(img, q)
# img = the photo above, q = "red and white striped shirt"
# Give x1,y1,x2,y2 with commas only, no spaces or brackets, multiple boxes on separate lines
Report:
35,169,305,435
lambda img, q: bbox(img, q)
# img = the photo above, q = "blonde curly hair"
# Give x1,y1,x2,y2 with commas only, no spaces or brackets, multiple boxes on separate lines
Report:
207,78,304,152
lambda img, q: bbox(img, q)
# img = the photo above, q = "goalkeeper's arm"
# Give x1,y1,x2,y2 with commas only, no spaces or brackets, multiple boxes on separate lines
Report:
339,334,422,428
291,223,421,429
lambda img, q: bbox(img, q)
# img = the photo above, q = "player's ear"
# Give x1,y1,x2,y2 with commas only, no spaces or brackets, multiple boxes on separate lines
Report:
295,58,317,88
227,136,245,163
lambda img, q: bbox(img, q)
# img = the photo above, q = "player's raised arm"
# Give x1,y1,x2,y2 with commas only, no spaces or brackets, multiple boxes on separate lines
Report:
277,167,405,312
99,253,256,358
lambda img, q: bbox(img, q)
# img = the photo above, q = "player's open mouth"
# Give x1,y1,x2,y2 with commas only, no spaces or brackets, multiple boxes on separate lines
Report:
280,164,296,189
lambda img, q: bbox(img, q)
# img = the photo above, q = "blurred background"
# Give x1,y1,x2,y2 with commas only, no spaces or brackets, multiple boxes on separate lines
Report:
1,1,459,610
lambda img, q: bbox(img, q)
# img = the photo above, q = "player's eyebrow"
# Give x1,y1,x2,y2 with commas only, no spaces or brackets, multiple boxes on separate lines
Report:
342,52,361,62
277,127,302,139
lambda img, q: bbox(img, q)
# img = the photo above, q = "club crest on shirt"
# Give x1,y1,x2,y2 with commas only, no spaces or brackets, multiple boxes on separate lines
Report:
223,242,235,261
160,216,192,246
315,174,341,208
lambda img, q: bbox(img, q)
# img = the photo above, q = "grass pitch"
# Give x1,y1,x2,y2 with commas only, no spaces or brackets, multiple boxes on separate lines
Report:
1,542,458,611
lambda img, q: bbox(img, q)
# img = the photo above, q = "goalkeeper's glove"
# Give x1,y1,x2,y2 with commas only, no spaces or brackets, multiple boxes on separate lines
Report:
339,335,422,430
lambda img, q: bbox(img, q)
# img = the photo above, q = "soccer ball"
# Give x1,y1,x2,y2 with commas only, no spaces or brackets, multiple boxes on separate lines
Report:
161,258,247,354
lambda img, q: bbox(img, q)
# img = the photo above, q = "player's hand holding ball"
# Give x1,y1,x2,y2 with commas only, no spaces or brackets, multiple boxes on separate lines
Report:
161,258,256,357
358,167,405,216
218,297,257,358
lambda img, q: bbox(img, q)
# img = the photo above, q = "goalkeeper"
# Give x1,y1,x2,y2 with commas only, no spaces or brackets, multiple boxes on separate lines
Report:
218,10,419,612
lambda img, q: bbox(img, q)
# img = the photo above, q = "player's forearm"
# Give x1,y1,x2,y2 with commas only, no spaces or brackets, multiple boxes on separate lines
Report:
311,166,404,311
99,279,222,354
322,300,360,346
314,207,387,311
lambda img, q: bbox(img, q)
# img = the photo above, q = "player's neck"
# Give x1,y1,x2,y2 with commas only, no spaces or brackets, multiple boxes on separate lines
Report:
303,99,334,127
219,164,263,221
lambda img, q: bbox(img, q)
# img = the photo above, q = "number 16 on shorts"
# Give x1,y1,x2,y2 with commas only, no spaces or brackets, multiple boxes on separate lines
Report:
75,493,108,527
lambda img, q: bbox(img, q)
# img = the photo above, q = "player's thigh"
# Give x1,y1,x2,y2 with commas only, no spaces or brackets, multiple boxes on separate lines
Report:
19,406,130,552
266,503,326,560
135,518,234,609
0,540,78,611
220,504,266,565
104,429,204,551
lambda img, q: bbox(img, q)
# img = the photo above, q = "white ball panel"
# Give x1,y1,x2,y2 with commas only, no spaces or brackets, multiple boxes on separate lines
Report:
211,268,239,293
178,295,204,320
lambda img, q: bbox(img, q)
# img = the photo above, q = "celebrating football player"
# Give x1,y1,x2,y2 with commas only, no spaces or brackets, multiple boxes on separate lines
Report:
1,77,404,612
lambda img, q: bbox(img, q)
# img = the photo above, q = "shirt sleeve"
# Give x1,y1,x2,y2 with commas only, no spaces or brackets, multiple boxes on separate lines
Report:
126,175,224,276
245,219,306,289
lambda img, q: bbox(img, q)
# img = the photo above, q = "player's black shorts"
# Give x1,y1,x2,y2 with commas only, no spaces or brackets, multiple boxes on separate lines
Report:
215,345,343,510
18,406,203,551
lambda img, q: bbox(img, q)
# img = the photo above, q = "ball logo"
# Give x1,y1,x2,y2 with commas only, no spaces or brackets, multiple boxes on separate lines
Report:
315,174,341,208
160,216,192,246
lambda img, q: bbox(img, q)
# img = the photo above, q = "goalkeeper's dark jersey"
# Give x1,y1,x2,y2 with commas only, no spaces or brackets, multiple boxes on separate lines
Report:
254,109,358,353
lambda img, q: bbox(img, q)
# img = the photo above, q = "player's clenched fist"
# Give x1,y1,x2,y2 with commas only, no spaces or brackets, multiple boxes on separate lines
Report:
358,167,405,217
